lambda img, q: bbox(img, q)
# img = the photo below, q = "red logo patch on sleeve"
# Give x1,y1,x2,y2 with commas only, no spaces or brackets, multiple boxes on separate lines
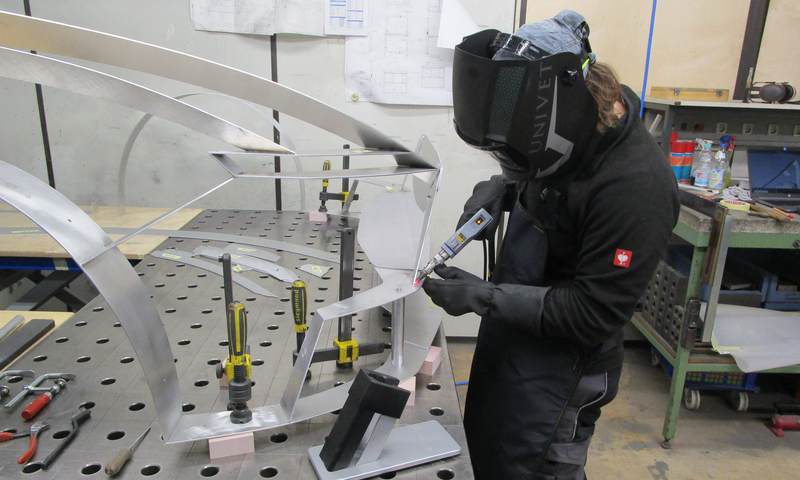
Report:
614,249,632,268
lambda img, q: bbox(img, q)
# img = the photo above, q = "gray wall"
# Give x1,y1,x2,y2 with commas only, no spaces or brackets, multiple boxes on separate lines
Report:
0,1,516,335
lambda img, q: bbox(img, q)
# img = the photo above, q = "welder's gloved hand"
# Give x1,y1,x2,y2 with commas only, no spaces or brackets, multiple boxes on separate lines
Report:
457,175,515,241
422,264,552,336
421,265,493,317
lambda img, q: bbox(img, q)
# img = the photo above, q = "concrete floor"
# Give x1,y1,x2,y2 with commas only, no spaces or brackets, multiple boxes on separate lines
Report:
446,338,800,479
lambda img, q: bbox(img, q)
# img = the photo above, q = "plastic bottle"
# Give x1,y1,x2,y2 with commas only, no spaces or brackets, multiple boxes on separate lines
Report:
708,142,728,193
694,142,713,188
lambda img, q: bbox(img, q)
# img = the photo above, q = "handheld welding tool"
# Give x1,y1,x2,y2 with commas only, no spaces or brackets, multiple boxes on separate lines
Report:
415,208,493,283
104,426,150,476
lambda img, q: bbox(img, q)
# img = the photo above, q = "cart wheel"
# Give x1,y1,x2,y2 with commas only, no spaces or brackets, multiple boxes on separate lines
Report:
650,350,660,367
684,388,700,410
731,391,749,412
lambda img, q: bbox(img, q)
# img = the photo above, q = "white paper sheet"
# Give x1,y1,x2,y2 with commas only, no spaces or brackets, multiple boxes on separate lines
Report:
710,304,800,372
345,0,454,106
437,0,480,49
190,0,328,36
190,0,276,35
324,0,368,36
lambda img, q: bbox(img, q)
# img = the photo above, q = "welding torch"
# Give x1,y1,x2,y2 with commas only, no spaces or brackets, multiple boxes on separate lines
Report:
415,208,493,284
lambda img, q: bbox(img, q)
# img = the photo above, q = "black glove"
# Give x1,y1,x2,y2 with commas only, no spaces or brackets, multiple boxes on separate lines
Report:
456,175,515,241
421,265,494,317
422,265,551,335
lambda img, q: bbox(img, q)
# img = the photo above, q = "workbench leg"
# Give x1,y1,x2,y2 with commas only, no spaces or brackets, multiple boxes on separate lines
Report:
661,344,691,448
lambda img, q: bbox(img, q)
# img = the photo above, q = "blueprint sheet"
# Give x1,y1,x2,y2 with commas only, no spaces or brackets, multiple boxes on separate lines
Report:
345,0,456,106
191,0,329,36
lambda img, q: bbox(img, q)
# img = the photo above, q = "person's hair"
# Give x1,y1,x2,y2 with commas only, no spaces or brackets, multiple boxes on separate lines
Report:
585,62,623,132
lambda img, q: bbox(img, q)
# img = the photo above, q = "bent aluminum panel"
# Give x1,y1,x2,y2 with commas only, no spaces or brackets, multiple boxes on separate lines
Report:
0,161,183,441
0,47,287,154
150,249,277,297
210,149,415,157
0,11,433,169
103,228,340,263
358,190,430,272
192,245,298,283
280,273,421,418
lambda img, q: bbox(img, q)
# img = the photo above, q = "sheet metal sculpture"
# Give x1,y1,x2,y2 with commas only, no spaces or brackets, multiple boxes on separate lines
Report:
0,11,443,443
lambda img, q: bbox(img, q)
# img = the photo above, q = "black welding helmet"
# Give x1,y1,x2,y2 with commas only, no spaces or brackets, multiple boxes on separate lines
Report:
453,10,599,180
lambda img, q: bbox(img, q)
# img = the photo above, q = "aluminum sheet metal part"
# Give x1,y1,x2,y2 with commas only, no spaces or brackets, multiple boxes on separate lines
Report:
0,47,286,154
0,11,434,169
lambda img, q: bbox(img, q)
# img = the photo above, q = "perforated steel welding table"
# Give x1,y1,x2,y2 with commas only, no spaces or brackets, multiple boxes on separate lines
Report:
0,209,471,479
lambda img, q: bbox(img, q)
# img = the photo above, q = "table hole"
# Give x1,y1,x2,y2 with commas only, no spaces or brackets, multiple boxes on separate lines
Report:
259,467,278,478
437,469,455,479
80,401,96,410
201,309,213,315
80,463,102,476
429,407,444,416
212,296,222,301
198,273,207,277
138,272,145,277
155,283,165,288
195,380,209,387
77,356,91,363
379,472,396,479
165,308,177,314
55,337,69,343
96,338,109,344
200,466,220,477
141,465,161,476
52,430,70,439
182,403,195,412
101,378,116,386
177,295,188,300
427,383,441,391
382,327,392,333
178,339,191,346
129,402,146,411
75,321,87,327
219,340,229,346
92,306,104,312
33,355,47,362
280,298,290,302
191,323,203,329
270,433,288,443
334,382,344,387
267,325,279,331
314,298,325,303
113,322,122,328
166,273,176,277
22,463,43,474
107,430,125,441
274,311,285,316
252,359,264,366
260,341,272,347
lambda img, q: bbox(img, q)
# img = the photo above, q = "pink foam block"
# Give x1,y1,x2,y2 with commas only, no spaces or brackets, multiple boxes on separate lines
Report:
208,432,255,459
308,212,327,222
418,346,442,376
399,375,416,407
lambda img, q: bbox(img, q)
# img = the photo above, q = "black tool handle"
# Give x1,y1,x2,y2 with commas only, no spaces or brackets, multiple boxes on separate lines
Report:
219,253,234,309
42,408,91,469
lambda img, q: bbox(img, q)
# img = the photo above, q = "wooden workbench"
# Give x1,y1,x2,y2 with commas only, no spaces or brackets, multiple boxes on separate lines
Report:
0,206,202,260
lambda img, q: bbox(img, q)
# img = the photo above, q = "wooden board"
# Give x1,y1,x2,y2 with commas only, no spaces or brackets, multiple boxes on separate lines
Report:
0,311,73,372
650,86,730,102
0,206,202,260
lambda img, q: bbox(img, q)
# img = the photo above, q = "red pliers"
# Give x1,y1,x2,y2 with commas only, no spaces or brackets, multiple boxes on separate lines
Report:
0,421,50,464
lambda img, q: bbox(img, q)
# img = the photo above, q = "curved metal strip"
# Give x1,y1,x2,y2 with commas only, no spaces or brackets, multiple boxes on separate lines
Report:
0,161,182,441
235,167,435,180
0,11,433,169
150,250,277,297
0,47,287,154
192,246,298,283
119,92,303,214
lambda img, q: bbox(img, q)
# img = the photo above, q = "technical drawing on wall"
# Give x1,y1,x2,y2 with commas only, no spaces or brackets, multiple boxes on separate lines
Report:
190,0,276,34
275,0,326,36
324,0,368,36
345,0,455,105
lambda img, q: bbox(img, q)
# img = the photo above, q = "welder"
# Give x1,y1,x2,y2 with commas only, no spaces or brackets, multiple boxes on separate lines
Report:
421,10,680,479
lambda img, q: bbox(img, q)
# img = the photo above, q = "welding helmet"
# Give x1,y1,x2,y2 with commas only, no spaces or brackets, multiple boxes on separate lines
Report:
453,10,599,180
